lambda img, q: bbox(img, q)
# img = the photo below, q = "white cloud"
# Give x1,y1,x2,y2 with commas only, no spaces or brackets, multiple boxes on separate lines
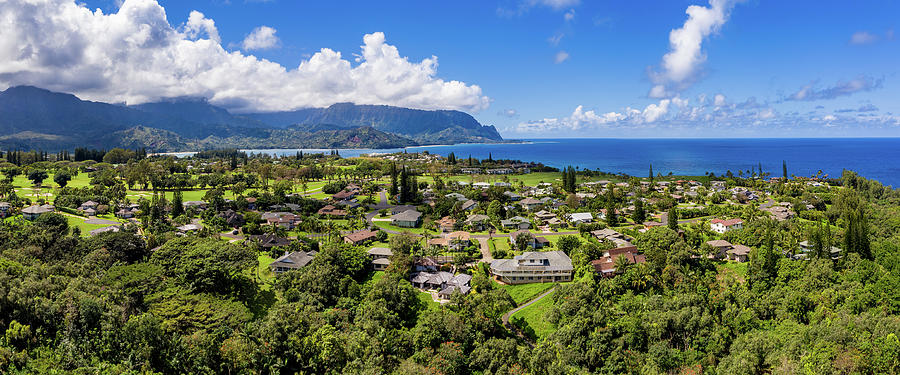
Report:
185,11,220,43
242,25,279,51
554,51,570,63
649,0,738,98
713,93,726,106
548,32,564,46
850,31,877,45
642,99,670,122
786,76,882,101
0,0,490,113
498,108,519,118
531,0,580,11
564,9,575,22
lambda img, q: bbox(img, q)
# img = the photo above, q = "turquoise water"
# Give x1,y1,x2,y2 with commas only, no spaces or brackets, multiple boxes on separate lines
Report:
181,138,900,187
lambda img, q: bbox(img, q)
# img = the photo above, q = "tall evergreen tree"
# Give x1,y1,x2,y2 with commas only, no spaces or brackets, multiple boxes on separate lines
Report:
389,163,399,197
171,190,184,218
782,160,788,180
649,163,654,183
667,207,678,230
632,197,646,224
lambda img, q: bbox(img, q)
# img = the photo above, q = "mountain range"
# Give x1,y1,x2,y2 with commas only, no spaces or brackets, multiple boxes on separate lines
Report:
0,86,504,152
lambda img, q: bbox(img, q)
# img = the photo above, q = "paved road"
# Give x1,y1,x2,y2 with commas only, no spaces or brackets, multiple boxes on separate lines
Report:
477,238,493,263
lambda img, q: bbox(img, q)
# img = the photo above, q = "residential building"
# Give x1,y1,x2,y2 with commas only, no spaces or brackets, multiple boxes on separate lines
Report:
590,246,646,277
437,216,456,232
500,216,531,230
251,233,291,249
727,244,752,262
591,228,632,247
89,226,121,236
461,199,477,211
490,251,573,284
508,230,548,249
568,212,593,224
410,271,472,298
22,205,51,220
519,197,542,211
465,214,490,231
317,205,348,218
710,218,744,233
367,247,393,270
269,251,317,275
344,230,378,245
0,202,10,218
391,209,422,228
705,239,734,259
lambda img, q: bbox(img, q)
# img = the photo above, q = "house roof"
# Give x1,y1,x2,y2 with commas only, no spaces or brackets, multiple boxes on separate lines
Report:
344,230,377,243
447,231,471,241
466,214,489,223
729,244,753,256
392,209,422,221
22,205,51,214
711,218,744,226
706,240,733,248
490,250,573,272
367,247,393,256
520,198,542,205
569,212,593,221
270,251,317,270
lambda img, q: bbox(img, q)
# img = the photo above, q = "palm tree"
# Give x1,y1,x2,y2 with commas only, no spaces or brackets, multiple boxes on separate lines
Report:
613,254,631,275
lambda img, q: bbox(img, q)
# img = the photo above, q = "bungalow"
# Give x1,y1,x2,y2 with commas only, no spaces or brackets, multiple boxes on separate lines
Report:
534,210,557,222
219,210,245,228
116,208,135,219
392,209,422,228
710,218,744,234
269,251,318,275
727,244,753,262
494,182,512,188
252,233,291,249
460,168,481,174
503,191,522,201
592,228,632,247
438,274,474,299
332,190,355,201
509,230,547,249
519,198,543,211
89,226,121,236
411,271,472,298
437,216,457,232
445,193,467,201
182,201,208,210
705,239,734,259
344,230,378,245
263,212,302,229
245,197,257,210
568,212,594,225
0,202,10,218
79,200,99,211
391,205,418,215
317,205,348,218
447,231,472,251
461,199,477,211
490,251,573,284
367,247,393,270
22,205,51,220
82,207,97,217
590,246,646,277
501,216,531,230
176,224,201,233
465,214,491,231
473,182,491,189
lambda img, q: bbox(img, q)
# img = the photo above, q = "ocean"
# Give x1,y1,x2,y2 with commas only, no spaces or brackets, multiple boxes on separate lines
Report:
191,138,900,187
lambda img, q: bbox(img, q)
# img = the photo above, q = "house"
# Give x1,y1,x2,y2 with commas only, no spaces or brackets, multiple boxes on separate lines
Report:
183,201,208,210
727,245,753,262
22,205,52,220
317,205,348,218
460,168,481,174
591,228,632,247
115,209,135,219
344,230,378,245
705,239,734,259
437,216,457,232
392,209,422,228
79,200,99,211
82,207,97,217
391,205,418,215
245,197,257,210
461,199,477,211
0,202,10,218
500,216,531,230
263,212,302,229
219,210,245,228
176,224,201,233
332,190,355,201
447,231,472,251
269,251,317,275
465,214,490,231
534,210,556,222
797,241,842,259
710,218,744,234
568,212,593,224
445,193,467,201
590,246,646,277
509,230,546,249
367,247,393,270
503,191,522,201
411,271,472,298
252,233,292,249
494,182,512,188
89,226,121,236
519,198,543,211
438,274,474,299
490,251,573,284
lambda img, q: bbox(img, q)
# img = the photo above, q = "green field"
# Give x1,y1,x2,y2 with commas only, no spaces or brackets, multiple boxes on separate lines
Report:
372,220,425,234
511,289,558,340
718,261,748,280
495,280,556,305
64,214,120,236
256,253,276,288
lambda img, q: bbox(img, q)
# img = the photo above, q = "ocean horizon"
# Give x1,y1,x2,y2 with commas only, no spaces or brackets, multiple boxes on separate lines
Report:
166,138,900,187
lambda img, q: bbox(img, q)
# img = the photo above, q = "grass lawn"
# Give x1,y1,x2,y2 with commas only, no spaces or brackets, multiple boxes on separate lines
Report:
373,221,425,234
418,291,441,311
511,289,558,341
494,279,556,305
65,215,116,236
718,261,748,281
256,253,276,288
489,238,512,258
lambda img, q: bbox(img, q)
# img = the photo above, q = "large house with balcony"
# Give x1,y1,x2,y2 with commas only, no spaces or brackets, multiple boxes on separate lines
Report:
489,250,573,284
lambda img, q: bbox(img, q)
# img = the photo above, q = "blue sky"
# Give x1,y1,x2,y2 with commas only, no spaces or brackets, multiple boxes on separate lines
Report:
2,0,898,137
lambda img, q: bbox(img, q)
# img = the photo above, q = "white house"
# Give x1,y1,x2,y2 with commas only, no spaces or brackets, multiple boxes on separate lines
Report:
710,218,744,234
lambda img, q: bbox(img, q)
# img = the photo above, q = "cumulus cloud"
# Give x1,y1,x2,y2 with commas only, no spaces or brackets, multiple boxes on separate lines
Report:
554,51,570,64
529,0,580,11
242,26,279,51
786,76,882,101
498,109,519,118
0,0,490,113
649,0,738,98
713,93,726,107
564,9,575,22
548,32,564,46
850,31,878,45
185,11,220,43
835,103,879,113
497,0,580,17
